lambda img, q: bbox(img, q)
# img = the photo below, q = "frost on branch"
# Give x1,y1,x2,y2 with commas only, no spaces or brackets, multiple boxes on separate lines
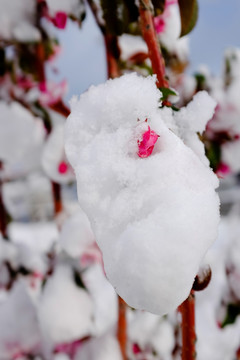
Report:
65,73,220,315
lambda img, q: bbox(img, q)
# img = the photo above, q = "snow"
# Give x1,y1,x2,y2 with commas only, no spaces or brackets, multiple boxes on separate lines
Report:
59,207,96,258
173,91,217,165
65,73,220,315
82,264,118,336
0,0,41,42
195,213,240,360
118,34,148,62
222,140,240,174
0,101,45,179
154,0,181,52
2,174,54,221
0,281,41,358
42,124,75,184
38,263,94,344
8,221,58,253
74,333,122,360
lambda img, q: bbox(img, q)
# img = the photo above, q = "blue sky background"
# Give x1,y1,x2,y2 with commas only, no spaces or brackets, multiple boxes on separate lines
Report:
48,0,240,102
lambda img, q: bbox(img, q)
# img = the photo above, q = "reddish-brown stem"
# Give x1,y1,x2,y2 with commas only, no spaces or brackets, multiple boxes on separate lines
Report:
179,290,196,360
49,100,70,117
51,181,63,215
36,42,64,215
103,32,127,360
36,42,46,84
139,0,168,88
104,34,121,79
0,162,7,238
236,347,240,359
117,296,127,360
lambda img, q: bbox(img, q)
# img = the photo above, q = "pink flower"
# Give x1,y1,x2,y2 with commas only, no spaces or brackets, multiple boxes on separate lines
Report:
80,242,103,267
52,12,68,29
54,339,82,357
137,125,159,158
132,343,142,354
154,17,166,33
58,161,68,174
39,80,68,106
154,0,178,34
16,76,34,90
216,162,231,178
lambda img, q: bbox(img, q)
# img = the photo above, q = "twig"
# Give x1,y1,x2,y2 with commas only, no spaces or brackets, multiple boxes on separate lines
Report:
117,296,127,360
36,42,64,215
179,290,196,360
139,0,168,88
0,162,8,238
104,34,121,79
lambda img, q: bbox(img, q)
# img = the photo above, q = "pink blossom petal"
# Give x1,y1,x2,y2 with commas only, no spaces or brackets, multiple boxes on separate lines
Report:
137,126,159,158
54,339,82,357
39,81,47,92
216,162,231,177
154,16,165,33
58,161,68,174
132,343,141,354
52,12,68,29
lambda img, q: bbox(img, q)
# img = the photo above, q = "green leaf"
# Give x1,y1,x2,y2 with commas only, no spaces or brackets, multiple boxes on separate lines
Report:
222,303,240,328
159,87,177,101
178,0,198,37
194,72,206,91
205,141,221,171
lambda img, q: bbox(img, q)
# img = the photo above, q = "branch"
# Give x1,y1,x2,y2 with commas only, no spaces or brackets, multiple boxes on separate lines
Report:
139,0,168,88
117,296,127,360
179,290,196,360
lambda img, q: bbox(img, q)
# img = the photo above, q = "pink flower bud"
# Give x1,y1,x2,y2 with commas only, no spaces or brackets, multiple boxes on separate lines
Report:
137,125,159,158
58,161,68,174
52,12,67,29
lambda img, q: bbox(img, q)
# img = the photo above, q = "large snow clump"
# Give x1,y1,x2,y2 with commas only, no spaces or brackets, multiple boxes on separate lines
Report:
65,73,220,315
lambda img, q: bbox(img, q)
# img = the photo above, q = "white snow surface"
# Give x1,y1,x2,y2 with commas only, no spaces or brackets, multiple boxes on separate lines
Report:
0,0,40,42
0,281,41,358
157,2,181,52
118,34,148,61
172,91,217,166
59,207,95,258
2,174,54,221
42,124,75,184
0,101,45,179
38,263,94,344
65,73,220,315
75,333,122,360
82,264,118,337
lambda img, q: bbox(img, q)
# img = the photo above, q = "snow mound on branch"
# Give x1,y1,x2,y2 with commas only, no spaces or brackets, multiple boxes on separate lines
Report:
38,263,93,344
42,124,75,184
65,73,220,315
0,101,45,179
170,90,217,165
59,207,97,259
82,264,118,336
0,0,40,42
75,333,122,360
0,281,41,358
